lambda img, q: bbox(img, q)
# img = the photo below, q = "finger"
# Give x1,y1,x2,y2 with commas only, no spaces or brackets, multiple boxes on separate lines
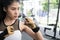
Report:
7,26,14,35
25,17,34,23
25,17,29,22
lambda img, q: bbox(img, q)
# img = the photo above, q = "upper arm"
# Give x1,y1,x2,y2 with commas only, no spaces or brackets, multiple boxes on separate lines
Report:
23,26,36,39
19,21,25,32
19,22,44,40
19,21,36,39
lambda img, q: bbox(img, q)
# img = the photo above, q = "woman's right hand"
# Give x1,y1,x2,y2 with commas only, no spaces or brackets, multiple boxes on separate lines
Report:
7,26,14,35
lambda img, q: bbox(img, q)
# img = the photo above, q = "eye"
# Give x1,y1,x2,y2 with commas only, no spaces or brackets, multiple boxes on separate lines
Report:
11,8,16,10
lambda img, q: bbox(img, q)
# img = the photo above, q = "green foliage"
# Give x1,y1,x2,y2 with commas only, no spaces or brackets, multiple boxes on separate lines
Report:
42,0,59,11
43,2,48,11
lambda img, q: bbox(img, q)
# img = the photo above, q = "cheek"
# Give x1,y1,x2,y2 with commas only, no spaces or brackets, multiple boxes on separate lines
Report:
8,10,14,15
7,9,20,17
7,11,14,17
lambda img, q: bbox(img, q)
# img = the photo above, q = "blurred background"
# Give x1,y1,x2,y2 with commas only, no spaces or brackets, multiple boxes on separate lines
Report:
19,0,60,40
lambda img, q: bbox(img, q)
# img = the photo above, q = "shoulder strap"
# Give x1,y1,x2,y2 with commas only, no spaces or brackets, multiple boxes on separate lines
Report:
18,19,20,30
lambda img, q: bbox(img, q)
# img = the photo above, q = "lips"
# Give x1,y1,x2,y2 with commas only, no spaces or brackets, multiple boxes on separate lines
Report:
14,16,17,17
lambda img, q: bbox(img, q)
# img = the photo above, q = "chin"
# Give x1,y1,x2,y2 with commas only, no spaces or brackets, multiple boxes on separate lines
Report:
14,18,18,20
12,17,18,20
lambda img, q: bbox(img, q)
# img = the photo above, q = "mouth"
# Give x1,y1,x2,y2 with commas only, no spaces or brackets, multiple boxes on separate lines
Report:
14,16,18,17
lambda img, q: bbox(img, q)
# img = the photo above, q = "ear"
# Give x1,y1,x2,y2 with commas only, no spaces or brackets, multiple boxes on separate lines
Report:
3,7,7,12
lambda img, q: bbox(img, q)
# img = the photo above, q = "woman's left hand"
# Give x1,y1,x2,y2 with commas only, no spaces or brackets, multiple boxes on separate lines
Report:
24,17,36,29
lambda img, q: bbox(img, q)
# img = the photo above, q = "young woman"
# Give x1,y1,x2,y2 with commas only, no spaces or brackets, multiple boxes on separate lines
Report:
0,0,44,40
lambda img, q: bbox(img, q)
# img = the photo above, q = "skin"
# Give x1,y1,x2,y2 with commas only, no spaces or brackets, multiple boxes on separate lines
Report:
3,1,44,40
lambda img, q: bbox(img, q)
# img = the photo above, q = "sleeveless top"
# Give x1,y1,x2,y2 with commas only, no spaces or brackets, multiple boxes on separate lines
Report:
0,19,22,40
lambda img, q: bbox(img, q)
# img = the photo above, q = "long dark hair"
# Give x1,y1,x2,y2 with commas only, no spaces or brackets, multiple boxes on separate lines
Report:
0,0,20,23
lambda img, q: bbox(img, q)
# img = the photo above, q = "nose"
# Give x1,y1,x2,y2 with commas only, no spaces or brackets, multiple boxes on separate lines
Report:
15,10,19,16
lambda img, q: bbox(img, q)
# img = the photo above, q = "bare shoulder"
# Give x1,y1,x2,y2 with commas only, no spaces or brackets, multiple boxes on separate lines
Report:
19,21,31,32
19,21,26,32
19,21,24,31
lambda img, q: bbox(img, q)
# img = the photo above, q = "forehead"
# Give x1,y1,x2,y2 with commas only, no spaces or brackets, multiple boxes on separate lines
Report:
8,2,20,8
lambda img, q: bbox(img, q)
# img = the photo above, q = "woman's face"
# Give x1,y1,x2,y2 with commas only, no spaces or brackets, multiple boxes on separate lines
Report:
5,2,20,20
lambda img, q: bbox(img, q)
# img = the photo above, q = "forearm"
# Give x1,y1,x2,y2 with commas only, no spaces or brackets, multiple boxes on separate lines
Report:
0,28,8,40
35,31,44,40
29,26,44,40
0,34,5,40
0,33,6,40
32,26,44,40
24,17,44,40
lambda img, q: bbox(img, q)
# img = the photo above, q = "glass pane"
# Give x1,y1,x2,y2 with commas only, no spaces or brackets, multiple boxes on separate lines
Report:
22,0,48,25
48,0,59,24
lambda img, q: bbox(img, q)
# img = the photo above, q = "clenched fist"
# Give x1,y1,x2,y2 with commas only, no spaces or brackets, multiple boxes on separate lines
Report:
24,17,36,29
7,26,14,35
0,26,14,40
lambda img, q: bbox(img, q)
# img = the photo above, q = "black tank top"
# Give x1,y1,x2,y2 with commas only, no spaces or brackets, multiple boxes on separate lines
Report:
0,19,20,31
